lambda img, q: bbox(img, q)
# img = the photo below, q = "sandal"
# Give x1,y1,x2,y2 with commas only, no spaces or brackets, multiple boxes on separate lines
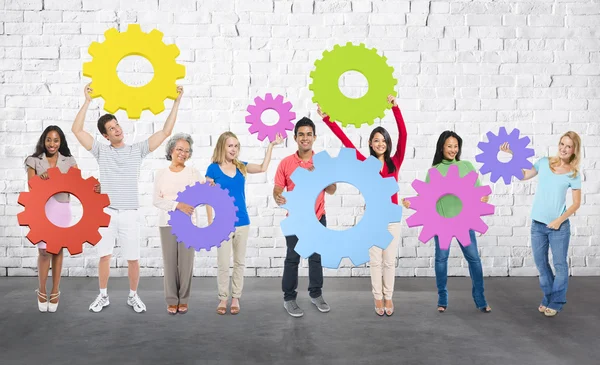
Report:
230,304,240,315
538,305,547,313
216,304,227,315
48,292,60,313
167,305,178,315
384,299,394,317
437,306,447,313
544,308,558,317
36,289,48,313
177,304,188,314
374,299,384,317
479,306,492,313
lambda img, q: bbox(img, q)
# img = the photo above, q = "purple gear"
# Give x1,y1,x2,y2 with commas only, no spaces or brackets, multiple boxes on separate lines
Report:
245,93,295,142
168,182,238,252
405,165,495,250
476,127,534,184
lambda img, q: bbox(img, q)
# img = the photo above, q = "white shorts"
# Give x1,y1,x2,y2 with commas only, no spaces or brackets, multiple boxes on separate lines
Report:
95,208,141,260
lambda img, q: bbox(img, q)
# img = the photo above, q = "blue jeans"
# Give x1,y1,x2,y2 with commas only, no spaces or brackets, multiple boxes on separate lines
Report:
531,219,571,311
434,230,488,309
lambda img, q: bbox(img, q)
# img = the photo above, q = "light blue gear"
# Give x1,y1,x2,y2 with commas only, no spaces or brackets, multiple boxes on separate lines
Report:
280,148,403,268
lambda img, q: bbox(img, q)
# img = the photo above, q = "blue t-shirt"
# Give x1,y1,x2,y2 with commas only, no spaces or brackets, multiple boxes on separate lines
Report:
206,162,250,227
531,157,581,225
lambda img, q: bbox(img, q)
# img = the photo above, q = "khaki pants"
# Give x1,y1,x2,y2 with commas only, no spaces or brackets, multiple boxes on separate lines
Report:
159,227,195,305
369,223,401,300
217,225,250,300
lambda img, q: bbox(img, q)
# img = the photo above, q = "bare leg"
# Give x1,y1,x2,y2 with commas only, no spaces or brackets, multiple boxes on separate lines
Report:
128,260,140,291
49,249,64,303
38,249,51,302
98,255,111,290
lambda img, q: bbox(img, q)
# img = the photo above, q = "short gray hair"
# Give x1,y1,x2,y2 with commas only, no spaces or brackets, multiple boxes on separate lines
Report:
165,133,194,161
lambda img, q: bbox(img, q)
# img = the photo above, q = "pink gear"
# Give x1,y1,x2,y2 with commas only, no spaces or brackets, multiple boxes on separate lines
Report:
245,93,295,142
405,165,495,250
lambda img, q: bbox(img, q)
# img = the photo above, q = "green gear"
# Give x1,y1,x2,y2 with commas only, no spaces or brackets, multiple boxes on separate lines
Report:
309,42,397,128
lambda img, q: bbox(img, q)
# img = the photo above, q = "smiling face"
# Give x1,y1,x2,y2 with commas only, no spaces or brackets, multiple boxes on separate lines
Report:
369,132,387,157
224,136,240,162
442,136,459,160
44,130,60,156
102,119,124,144
170,139,191,164
558,136,574,161
294,126,316,153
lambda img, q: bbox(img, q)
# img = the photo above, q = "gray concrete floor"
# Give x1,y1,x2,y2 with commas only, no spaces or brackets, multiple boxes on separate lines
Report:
0,277,598,365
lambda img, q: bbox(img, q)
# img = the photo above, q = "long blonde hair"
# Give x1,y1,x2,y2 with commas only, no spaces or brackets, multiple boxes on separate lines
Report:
549,131,581,178
211,131,247,177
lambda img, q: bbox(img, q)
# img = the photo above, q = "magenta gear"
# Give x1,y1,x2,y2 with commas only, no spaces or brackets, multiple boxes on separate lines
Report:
476,127,534,184
245,93,296,142
168,182,238,252
405,165,495,250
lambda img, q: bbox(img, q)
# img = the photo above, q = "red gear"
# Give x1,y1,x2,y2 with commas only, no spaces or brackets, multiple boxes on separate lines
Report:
18,167,110,255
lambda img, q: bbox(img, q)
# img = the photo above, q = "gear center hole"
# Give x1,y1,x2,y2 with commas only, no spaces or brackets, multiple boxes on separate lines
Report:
497,150,513,164
117,55,154,87
436,194,463,219
194,205,215,228
45,195,82,227
338,71,368,99
325,183,365,231
260,109,281,126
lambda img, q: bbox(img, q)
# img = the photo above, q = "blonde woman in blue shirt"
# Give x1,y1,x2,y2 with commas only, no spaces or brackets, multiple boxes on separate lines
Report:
501,131,582,317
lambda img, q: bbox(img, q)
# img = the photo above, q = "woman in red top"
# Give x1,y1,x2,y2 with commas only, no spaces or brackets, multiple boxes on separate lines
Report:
319,95,407,316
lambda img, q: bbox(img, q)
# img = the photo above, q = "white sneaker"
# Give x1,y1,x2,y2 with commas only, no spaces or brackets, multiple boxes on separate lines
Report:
89,293,110,313
127,293,146,313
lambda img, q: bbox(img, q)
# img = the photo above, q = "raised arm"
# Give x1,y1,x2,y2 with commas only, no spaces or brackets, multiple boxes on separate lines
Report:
318,106,366,161
500,142,539,181
389,95,407,168
148,86,183,152
71,84,95,151
247,134,284,174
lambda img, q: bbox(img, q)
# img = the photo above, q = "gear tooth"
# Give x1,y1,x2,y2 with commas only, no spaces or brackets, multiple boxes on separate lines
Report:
333,44,340,50
346,41,353,47
274,94,284,103
127,23,142,33
165,43,180,58
126,107,143,119
175,64,186,78
149,102,166,115
149,28,164,39
104,27,119,39
312,149,332,167
289,167,311,185
82,62,94,77
87,42,101,57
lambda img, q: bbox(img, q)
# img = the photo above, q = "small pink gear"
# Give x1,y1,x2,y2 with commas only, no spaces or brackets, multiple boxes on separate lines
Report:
245,93,295,142
405,165,495,250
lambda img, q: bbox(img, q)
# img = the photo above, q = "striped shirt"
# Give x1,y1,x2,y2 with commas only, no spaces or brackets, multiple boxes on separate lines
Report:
91,139,150,210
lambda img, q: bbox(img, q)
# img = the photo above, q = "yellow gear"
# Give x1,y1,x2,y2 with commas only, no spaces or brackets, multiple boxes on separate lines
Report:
83,24,185,119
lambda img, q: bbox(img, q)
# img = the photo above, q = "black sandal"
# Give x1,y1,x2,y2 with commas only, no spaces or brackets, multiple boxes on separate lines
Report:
479,306,492,313
437,306,447,313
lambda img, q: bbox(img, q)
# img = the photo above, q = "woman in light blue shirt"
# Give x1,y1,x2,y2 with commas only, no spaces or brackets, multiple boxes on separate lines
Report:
502,131,582,317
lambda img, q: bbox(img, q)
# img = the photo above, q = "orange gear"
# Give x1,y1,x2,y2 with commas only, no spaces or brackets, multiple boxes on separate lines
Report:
18,167,111,255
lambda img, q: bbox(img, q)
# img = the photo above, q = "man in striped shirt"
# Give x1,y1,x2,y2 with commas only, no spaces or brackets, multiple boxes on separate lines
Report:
72,83,184,313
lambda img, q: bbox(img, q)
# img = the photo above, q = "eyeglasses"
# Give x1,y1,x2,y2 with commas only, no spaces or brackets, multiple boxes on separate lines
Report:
175,148,191,154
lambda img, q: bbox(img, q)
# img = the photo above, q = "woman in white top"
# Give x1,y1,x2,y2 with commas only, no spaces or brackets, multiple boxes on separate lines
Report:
153,133,203,315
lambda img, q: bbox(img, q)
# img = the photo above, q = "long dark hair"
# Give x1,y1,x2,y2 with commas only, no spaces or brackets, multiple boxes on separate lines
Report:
28,125,72,160
432,130,462,166
369,127,396,174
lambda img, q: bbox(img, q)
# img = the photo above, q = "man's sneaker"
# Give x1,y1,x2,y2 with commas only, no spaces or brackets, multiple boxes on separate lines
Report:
89,294,110,313
283,300,304,318
127,293,147,313
311,296,330,313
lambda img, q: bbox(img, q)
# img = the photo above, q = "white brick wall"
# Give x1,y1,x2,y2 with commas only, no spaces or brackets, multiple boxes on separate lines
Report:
1,0,599,278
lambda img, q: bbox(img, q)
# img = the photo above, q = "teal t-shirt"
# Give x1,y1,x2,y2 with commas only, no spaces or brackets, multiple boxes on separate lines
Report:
531,157,581,225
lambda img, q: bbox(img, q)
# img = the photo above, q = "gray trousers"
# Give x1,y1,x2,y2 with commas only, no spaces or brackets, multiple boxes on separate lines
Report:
159,227,195,305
